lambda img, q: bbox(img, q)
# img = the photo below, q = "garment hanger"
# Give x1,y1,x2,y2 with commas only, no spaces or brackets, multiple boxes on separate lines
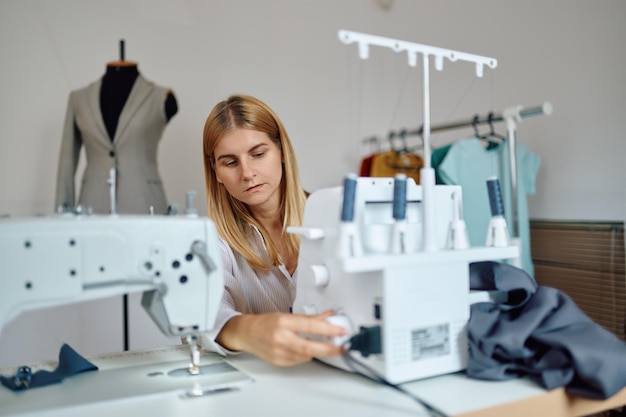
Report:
480,112,506,150
471,114,482,139
383,129,422,170
485,112,506,143
396,129,409,154
390,128,423,154
473,112,504,148
387,131,400,153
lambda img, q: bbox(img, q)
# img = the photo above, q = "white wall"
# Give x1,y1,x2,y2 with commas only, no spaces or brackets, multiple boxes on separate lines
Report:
1,0,625,364
1,0,624,220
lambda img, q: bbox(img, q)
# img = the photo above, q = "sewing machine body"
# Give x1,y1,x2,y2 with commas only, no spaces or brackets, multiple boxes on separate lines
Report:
0,214,223,341
291,177,517,384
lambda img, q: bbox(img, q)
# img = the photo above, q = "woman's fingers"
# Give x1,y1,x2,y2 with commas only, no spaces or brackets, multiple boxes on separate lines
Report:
239,313,348,366
287,312,350,338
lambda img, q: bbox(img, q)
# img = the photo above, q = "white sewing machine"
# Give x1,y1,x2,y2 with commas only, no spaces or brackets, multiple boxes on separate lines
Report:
0,213,224,373
289,175,518,384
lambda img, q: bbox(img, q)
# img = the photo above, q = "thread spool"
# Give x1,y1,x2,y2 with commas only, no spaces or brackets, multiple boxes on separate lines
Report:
338,173,362,258
485,176,510,247
341,173,358,222
390,174,409,254
486,176,505,217
392,174,407,221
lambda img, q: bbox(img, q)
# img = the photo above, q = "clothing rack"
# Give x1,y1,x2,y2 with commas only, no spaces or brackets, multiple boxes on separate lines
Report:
365,102,553,240
343,29,501,251
426,103,552,240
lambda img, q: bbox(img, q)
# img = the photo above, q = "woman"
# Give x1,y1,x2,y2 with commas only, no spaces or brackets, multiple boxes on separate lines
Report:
200,94,346,366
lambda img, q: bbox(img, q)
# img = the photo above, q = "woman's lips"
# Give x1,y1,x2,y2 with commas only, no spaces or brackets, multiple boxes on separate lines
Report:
246,184,263,193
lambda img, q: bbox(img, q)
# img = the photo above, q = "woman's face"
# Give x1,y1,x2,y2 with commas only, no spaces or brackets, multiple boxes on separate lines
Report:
213,128,283,212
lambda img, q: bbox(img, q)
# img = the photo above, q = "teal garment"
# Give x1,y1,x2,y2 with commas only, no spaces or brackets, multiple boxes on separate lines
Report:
431,145,451,185
437,137,540,277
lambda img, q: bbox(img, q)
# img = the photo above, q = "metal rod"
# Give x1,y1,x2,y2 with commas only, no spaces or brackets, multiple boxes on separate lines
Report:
506,116,519,238
384,102,552,138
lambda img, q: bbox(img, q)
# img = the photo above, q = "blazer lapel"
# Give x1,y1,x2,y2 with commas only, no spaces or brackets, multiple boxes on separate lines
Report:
113,74,154,146
85,79,111,147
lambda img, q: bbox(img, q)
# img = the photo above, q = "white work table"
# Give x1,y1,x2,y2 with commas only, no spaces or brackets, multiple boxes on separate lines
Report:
1,346,625,417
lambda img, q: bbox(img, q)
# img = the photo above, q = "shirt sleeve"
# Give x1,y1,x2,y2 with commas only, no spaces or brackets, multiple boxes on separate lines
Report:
200,239,243,356
55,91,82,210
199,231,295,356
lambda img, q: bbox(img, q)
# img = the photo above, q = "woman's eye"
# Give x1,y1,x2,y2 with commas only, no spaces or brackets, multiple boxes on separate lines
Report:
252,152,265,158
224,160,237,167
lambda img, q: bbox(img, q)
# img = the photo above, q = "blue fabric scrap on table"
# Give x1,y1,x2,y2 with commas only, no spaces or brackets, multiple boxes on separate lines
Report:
0,343,98,391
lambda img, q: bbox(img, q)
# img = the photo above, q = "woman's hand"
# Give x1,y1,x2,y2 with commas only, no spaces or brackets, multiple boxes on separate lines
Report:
216,310,348,367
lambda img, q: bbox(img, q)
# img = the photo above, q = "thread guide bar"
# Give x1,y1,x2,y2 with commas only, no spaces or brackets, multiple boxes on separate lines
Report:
338,29,497,77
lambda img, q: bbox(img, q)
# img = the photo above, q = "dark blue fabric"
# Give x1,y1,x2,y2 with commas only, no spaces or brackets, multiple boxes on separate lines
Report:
468,261,626,399
1,343,98,391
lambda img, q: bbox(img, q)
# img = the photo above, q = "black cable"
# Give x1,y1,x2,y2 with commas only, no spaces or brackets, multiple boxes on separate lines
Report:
123,294,129,351
341,350,449,417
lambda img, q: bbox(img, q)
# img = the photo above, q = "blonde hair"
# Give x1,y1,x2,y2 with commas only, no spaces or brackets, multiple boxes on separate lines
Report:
203,95,306,271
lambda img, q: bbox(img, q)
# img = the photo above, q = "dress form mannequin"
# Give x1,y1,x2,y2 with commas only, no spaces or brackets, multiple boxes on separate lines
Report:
54,45,180,351
55,51,178,215
101,59,177,139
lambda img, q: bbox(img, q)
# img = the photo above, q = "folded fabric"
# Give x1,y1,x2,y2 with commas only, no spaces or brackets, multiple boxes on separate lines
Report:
467,261,626,400
1,343,98,391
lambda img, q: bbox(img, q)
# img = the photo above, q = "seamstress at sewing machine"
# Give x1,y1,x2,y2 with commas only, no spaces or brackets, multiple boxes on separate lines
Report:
197,94,347,366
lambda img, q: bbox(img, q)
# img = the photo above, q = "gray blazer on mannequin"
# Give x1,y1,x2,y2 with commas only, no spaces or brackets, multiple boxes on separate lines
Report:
55,74,173,214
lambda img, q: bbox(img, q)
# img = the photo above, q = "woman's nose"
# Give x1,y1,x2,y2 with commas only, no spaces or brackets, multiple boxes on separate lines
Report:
240,160,256,179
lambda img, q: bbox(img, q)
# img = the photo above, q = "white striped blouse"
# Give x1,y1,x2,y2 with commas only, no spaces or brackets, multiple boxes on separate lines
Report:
201,226,297,355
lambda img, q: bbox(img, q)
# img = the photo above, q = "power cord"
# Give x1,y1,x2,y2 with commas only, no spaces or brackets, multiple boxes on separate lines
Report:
343,327,449,417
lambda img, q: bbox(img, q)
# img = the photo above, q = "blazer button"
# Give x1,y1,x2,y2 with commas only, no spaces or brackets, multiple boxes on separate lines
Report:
109,150,115,158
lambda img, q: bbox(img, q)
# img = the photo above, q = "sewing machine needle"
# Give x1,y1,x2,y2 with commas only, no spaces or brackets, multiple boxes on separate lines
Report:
186,335,201,375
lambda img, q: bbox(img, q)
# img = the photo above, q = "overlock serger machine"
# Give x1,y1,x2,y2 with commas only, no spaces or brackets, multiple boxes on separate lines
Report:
289,29,518,384
289,174,518,384
0,212,223,374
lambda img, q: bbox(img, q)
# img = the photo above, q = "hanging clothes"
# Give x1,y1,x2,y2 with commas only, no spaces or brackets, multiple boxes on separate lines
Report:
431,144,451,185
359,153,376,177
368,150,423,184
435,137,540,277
